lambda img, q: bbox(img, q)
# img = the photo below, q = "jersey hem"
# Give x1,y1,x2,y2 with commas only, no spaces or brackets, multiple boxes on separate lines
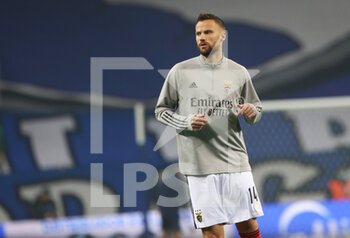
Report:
180,167,252,176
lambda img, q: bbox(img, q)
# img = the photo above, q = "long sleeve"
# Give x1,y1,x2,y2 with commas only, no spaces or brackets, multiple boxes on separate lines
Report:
241,69,262,125
155,65,193,130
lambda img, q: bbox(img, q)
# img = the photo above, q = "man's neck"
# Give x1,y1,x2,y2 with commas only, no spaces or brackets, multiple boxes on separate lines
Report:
202,51,223,64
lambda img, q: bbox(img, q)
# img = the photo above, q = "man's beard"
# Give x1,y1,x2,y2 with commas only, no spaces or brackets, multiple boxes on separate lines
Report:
198,44,218,58
198,45,213,57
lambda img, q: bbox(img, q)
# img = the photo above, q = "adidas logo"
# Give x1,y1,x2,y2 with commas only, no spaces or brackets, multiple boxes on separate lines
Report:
189,82,198,88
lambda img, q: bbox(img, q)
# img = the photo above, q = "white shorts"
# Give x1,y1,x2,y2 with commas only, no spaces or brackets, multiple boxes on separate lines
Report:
187,172,264,229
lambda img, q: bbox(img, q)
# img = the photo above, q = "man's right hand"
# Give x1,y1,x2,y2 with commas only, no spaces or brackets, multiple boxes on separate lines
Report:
191,114,208,131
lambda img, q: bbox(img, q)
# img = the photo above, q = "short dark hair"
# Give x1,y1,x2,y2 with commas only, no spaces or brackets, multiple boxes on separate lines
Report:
196,13,225,29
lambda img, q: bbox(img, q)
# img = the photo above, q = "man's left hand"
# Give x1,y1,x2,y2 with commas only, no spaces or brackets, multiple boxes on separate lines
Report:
237,103,256,119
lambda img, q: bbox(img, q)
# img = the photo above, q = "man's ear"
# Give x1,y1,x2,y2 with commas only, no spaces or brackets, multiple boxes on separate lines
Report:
220,30,227,42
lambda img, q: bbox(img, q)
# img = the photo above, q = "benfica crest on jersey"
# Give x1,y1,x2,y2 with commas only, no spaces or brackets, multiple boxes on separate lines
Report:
224,81,232,94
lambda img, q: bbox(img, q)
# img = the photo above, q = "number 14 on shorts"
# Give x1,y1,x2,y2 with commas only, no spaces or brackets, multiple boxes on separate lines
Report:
248,186,258,204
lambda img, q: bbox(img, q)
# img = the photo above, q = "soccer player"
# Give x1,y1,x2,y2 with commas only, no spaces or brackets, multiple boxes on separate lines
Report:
155,13,263,238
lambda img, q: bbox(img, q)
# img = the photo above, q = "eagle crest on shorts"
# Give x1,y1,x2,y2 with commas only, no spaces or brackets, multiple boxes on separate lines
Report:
195,211,202,222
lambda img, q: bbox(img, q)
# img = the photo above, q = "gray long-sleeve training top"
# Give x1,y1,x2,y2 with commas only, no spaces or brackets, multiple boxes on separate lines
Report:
155,55,262,176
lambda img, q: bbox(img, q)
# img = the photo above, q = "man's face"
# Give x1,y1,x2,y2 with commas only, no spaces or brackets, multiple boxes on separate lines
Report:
195,19,224,57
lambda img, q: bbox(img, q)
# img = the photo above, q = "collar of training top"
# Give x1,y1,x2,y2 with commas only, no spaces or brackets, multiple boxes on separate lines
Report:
199,54,226,68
